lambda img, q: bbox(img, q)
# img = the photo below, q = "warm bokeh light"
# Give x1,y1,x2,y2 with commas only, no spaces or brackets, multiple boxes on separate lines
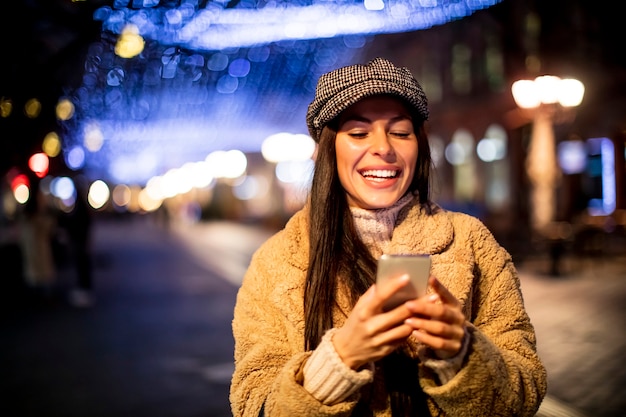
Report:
126,185,142,213
88,180,110,209
42,132,62,157
24,98,42,118
28,153,49,178
511,79,540,109
205,150,247,179
512,76,585,109
145,176,165,201
0,97,12,117
56,98,75,121
13,184,30,204
115,24,145,59
557,78,585,107
261,133,316,163
10,173,31,204
112,184,132,207
161,168,191,198
187,161,215,189
534,75,562,105
138,188,162,212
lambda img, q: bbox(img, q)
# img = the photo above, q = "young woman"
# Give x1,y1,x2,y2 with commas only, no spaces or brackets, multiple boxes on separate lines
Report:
230,57,547,417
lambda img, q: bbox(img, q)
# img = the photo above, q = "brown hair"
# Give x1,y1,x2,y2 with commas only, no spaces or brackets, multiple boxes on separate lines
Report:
303,112,433,415
304,111,433,350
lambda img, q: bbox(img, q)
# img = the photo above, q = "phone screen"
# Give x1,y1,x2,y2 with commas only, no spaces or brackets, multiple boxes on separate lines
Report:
376,254,431,311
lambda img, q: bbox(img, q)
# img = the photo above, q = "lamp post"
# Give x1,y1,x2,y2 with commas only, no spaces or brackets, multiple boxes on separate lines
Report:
511,75,585,235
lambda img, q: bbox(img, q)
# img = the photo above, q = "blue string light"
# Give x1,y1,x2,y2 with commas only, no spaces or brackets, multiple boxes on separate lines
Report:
64,0,502,185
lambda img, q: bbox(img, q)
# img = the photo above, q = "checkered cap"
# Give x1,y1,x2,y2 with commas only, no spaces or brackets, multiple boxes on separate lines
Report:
306,57,429,142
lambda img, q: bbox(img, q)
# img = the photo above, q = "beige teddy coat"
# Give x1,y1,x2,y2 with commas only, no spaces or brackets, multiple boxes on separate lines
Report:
230,199,547,417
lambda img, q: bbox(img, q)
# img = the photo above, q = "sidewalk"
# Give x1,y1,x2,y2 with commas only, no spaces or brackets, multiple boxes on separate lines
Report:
0,217,240,417
517,252,626,417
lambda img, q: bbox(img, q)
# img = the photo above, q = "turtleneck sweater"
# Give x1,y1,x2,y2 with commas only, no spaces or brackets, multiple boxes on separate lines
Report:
349,192,414,259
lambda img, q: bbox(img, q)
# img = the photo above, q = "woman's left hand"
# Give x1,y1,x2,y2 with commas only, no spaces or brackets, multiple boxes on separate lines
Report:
403,276,466,359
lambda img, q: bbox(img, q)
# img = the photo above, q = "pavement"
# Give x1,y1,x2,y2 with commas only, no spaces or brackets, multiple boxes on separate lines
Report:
517,254,626,417
1,215,625,417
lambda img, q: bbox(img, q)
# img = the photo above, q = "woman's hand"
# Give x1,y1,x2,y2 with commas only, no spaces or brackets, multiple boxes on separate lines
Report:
404,276,466,359
332,275,415,370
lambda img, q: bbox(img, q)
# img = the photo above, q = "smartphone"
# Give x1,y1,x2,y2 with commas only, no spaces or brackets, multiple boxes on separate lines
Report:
376,254,431,311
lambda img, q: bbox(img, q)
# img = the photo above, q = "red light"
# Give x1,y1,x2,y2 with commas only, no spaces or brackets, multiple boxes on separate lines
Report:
28,152,49,178
10,173,29,191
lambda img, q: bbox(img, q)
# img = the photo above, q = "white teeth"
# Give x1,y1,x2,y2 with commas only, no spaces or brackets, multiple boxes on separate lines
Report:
361,169,398,178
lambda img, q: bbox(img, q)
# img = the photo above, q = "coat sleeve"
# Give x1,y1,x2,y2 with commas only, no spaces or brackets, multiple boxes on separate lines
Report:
229,235,358,417
422,216,548,417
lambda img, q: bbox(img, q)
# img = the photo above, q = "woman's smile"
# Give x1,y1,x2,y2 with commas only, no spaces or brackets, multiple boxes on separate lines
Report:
359,169,400,182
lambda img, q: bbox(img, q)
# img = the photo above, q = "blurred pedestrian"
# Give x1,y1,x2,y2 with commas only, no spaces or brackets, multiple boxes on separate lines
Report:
230,58,547,416
61,183,94,308
18,180,57,298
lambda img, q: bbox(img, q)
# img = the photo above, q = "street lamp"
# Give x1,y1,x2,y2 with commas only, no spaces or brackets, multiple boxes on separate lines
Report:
511,75,585,235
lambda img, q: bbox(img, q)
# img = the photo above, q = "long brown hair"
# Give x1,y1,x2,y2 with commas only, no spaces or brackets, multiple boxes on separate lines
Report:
304,113,432,351
303,110,433,415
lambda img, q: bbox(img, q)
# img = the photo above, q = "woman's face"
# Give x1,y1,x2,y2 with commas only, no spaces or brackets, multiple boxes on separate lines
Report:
335,95,418,210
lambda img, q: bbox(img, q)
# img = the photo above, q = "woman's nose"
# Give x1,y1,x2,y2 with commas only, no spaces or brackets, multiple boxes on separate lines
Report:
371,130,394,156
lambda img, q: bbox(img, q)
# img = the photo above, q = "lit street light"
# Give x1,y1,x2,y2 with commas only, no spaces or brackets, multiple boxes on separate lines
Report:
511,75,585,236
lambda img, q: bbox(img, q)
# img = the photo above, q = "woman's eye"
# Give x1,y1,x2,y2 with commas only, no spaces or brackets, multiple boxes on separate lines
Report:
349,131,368,138
390,131,410,138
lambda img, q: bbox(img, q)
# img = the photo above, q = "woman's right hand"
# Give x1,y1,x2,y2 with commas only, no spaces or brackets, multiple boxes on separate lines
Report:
331,275,415,370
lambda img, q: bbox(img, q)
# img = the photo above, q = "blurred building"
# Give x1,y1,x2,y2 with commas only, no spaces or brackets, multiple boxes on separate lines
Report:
365,0,626,254
1,0,624,260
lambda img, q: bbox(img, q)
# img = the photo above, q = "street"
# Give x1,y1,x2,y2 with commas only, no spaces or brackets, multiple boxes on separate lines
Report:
1,215,624,417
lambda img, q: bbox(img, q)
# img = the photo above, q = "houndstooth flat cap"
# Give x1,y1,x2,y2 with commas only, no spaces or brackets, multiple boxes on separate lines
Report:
306,57,429,142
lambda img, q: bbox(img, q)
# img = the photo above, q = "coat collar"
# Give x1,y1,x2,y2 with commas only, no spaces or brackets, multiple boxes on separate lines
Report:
284,196,454,272
283,197,455,322
386,200,454,256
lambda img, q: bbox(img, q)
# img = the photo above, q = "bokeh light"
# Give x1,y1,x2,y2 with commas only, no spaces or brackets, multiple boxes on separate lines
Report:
28,153,49,178
56,98,75,121
24,98,42,118
42,132,62,157
115,24,145,59
88,180,110,209
60,0,501,185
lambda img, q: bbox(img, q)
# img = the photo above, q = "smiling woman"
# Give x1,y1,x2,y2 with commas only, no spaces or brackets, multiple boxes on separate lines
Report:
230,57,547,417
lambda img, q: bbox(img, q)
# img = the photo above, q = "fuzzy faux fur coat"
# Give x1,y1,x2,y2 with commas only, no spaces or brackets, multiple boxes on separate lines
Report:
230,198,547,417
